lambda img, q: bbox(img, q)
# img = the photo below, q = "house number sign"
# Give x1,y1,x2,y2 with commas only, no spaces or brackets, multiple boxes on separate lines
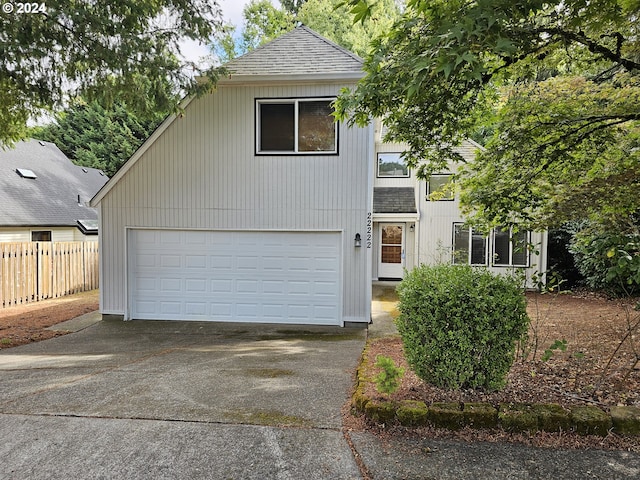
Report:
366,212,372,248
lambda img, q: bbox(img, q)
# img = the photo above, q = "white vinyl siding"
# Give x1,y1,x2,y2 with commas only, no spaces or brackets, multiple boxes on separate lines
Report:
97,82,371,322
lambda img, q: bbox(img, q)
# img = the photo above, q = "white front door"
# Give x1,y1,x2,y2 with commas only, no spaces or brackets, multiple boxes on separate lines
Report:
378,223,405,279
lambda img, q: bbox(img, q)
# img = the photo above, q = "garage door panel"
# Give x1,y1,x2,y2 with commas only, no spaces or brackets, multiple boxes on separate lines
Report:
130,230,342,325
185,303,206,315
160,278,181,292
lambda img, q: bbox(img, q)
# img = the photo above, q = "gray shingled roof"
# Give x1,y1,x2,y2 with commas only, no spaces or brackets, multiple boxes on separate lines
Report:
0,139,108,228
373,187,417,214
225,25,363,77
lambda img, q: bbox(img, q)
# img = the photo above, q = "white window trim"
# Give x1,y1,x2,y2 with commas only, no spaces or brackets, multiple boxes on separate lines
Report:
256,98,338,155
453,224,531,267
491,227,530,268
452,223,488,266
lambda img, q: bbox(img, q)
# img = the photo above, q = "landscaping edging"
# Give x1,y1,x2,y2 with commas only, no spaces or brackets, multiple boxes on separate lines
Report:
353,346,640,436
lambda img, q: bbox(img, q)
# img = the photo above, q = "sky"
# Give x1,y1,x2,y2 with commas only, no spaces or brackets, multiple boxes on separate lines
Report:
180,0,276,64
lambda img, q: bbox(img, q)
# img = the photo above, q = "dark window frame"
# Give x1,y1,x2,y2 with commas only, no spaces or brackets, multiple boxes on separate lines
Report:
31,230,52,242
255,97,339,155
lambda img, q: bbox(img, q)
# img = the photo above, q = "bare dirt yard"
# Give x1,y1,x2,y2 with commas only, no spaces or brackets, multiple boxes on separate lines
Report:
352,291,640,451
0,290,99,348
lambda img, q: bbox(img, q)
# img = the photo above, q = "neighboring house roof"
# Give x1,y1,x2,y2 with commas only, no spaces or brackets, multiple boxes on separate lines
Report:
0,139,108,231
373,187,417,214
223,25,364,82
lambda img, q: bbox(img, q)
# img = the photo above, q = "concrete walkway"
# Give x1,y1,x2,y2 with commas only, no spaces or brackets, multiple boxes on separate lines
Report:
1,288,639,479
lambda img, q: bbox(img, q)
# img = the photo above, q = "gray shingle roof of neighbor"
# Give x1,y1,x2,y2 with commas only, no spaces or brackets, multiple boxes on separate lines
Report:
224,25,364,77
0,139,109,229
373,187,417,214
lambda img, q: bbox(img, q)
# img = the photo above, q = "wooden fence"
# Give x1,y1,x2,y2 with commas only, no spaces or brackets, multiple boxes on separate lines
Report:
0,242,99,308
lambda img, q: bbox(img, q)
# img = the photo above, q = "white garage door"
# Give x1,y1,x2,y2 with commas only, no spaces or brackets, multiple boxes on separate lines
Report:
128,229,342,325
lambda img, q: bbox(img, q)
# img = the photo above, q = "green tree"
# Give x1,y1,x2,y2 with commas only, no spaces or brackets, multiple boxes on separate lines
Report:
281,0,308,14
212,0,400,60
335,0,640,233
1,0,224,146
298,0,400,56
240,0,295,52
33,98,165,177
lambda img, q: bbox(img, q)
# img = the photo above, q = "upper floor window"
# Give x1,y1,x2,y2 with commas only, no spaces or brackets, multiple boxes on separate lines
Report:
377,153,409,177
427,174,454,201
256,98,337,154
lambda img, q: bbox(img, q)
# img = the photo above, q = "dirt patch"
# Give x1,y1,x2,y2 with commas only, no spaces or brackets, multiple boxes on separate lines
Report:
348,291,640,451
0,290,99,349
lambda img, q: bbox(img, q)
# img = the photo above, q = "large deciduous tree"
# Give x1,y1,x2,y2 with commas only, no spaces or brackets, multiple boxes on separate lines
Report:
0,0,223,145
335,0,640,234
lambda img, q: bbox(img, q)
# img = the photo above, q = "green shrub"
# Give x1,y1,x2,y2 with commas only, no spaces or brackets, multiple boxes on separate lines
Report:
570,230,640,295
396,264,529,391
374,355,405,395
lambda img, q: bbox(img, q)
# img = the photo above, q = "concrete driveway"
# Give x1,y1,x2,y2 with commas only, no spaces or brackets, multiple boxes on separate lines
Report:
2,305,640,479
0,318,366,479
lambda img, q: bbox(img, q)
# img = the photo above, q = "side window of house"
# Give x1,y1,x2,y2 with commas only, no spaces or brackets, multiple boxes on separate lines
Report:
493,227,529,267
377,153,409,177
427,174,454,201
31,231,52,242
256,98,337,154
452,223,487,265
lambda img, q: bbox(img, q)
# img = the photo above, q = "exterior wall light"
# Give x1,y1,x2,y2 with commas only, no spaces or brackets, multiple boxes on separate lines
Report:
354,233,362,248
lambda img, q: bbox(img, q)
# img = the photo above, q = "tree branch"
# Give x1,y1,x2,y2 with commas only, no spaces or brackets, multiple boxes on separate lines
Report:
540,27,640,72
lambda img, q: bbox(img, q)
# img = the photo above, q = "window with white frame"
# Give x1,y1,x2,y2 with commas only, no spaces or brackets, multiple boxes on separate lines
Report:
256,98,337,154
492,227,529,267
427,174,454,201
453,223,487,265
377,153,409,177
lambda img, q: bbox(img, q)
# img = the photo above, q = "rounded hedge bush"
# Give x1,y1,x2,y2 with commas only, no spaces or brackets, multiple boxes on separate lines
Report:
396,264,529,391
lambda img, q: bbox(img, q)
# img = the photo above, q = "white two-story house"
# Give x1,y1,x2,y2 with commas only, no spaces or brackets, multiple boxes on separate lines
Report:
91,26,546,327
372,123,547,284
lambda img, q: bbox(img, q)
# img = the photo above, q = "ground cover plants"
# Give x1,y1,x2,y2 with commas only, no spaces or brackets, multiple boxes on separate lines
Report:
351,280,640,451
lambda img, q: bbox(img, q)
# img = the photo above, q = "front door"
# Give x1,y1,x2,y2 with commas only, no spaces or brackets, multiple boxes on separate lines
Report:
378,223,405,279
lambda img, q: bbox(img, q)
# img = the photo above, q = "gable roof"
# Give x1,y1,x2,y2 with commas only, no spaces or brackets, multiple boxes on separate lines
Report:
222,26,364,82
373,187,417,214
0,139,108,229
91,27,365,206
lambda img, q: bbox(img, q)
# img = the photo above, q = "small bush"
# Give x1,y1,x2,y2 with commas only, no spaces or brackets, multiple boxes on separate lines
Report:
374,355,404,395
396,264,529,391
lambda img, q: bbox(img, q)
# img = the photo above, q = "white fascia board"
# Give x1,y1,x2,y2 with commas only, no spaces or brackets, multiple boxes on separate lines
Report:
372,213,420,222
89,96,196,207
218,72,364,85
